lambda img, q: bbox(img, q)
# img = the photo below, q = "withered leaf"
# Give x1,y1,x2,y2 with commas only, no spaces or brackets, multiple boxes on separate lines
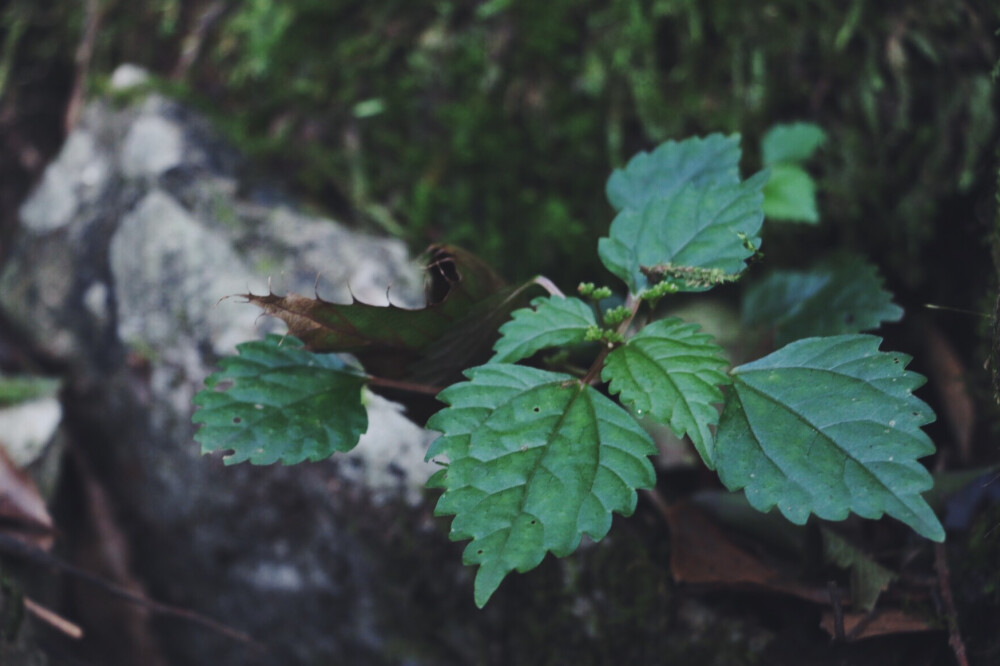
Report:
819,608,934,640
0,443,54,550
246,244,541,385
663,501,832,604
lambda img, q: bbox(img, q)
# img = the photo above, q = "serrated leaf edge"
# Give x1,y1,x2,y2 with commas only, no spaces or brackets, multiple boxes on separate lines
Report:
719,336,943,541
603,318,729,467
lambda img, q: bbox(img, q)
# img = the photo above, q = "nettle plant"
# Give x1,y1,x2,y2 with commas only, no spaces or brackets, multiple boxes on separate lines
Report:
192,131,944,608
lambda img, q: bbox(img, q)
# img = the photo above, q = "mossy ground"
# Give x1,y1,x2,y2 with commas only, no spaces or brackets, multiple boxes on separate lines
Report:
362,496,773,665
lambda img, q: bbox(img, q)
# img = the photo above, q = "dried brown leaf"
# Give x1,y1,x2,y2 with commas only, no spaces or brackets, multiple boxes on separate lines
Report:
664,501,831,604
0,443,53,550
820,608,935,640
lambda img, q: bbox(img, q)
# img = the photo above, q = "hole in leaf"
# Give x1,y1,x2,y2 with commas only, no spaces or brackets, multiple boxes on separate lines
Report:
530,520,536,525
233,417,242,424
476,549,483,555
532,406,540,412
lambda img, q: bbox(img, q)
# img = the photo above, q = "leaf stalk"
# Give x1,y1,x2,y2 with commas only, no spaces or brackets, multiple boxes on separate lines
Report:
580,292,642,386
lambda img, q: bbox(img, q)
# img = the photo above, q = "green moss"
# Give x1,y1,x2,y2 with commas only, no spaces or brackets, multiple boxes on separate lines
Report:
63,1,1000,297
223,1,995,291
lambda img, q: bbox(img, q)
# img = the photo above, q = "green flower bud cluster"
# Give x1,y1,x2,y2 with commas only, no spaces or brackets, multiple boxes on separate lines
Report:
583,325,625,345
577,282,613,301
603,305,632,327
641,263,740,289
639,281,680,302
737,231,757,253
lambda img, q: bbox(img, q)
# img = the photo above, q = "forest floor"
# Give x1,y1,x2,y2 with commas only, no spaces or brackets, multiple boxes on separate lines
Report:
1,25,999,666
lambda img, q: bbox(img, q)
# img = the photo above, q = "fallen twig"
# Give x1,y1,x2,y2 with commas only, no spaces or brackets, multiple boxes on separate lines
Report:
0,533,263,650
24,596,83,639
827,580,845,642
934,542,969,666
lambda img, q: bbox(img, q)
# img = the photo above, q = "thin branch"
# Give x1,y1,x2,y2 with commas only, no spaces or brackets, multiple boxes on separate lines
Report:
827,581,845,642
366,375,442,396
171,1,228,80
532,275,565,298
934,542,969,666
580,344,613,387
65,0,104,131
0,534,263,650
24,597,83,639
580,292,641,386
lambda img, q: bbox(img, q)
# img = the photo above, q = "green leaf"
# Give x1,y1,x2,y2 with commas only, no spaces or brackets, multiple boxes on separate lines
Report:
490,296,597,363
761,123,827,166
762,163,819,223
742,255,903,346
821,527,897,612
714,335,943,542
606,134,741,212
598,172,767,295
192,335,367,465
603,317,730,467
759,124,825,223
426,364,656,607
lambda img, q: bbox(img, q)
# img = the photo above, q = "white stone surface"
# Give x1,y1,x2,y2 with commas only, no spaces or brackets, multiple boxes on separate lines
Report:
121,113,184,178
19,130,109,232
110,63,151,90
109,190,267,356
0,398,63,468
342,392,436,505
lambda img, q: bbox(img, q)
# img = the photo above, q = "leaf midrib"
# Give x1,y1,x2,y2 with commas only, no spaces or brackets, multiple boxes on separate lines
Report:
469,381,609,566
733,373,917,506
210,362,362,458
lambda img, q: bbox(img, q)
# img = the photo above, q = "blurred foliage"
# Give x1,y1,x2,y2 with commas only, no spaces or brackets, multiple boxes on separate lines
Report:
0,375,60,406
0,0,77,246
3,0,999,292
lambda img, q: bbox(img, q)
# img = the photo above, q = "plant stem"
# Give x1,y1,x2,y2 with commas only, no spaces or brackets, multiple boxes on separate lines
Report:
532,275,565,298
366,375,443,395
580,292,641,386
581,345,613,386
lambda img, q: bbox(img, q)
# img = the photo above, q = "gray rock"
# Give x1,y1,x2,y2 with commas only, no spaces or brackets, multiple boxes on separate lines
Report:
121,113,184,178
1,91,441,665
0,398,62,469
18,130,110,232
109,188,265,356
109,63,151,91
